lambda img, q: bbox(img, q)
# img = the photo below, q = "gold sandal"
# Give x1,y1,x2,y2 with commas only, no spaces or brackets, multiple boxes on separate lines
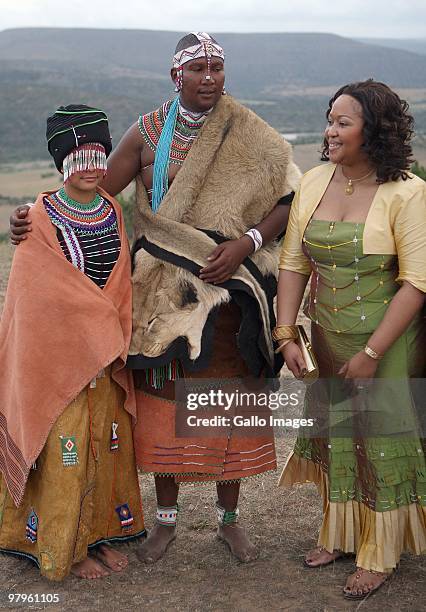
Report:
343,567,393,600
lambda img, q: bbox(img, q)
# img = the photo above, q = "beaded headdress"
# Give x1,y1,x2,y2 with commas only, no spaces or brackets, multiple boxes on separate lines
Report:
62,143,108,183
46,104,112,173
173,32,225,92
172,32,225,68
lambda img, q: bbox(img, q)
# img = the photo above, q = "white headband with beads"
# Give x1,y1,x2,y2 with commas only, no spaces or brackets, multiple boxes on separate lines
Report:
62,143,107,182
172,32,225,68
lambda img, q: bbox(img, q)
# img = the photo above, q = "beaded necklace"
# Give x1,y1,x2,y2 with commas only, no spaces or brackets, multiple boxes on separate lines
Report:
138,100,211,389
45,188,117,236
138,100,210,166
44,188,118,273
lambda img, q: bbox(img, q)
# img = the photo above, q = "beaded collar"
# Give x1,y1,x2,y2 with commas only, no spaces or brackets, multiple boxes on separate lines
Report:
44,187,117,237
138,99,211,166
178,101,212,125
44,188,118,273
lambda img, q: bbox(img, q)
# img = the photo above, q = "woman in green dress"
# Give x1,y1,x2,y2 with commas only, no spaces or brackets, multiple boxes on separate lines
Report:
276,80,426,600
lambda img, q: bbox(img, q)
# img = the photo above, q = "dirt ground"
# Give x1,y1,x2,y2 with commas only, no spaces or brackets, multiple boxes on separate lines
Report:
0,242,425,612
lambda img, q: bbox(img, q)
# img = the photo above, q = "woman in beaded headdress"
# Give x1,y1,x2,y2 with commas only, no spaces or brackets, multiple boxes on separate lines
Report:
0,105,145,580
275,80,426,600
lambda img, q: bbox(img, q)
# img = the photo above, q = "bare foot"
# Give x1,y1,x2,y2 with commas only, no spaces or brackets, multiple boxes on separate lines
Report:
94,544,128,572
217,524,258,562
136,524,176,564
71,557,110,579
343,567,391,599
304,546,345,568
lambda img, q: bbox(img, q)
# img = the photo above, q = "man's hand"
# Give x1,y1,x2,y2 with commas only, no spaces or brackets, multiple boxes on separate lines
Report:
10,205,32,245
199,236,254,284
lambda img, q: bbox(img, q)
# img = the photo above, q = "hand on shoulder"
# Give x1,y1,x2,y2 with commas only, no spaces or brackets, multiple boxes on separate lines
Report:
10,204,33,245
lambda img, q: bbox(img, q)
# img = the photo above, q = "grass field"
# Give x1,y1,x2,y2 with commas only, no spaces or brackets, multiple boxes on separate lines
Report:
0,161,61,200
0,206,17,235
0,161,132,202
1,141,425,203
293,141,426,173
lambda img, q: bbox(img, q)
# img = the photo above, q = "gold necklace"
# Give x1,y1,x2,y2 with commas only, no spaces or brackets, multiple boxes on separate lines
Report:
341,166,375,195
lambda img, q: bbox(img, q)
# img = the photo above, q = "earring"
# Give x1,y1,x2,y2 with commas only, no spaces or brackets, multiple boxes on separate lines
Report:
222,87,227,96
174,67,183,92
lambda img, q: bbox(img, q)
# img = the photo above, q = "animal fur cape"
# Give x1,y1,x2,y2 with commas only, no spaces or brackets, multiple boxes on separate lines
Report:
128,95,301,375
0,189,134,506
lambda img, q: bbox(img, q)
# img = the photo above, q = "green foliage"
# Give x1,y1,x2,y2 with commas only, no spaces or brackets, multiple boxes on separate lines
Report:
412,161,426,180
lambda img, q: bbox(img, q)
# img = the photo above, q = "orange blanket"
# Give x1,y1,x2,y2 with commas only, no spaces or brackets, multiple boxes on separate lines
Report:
0,188,134,506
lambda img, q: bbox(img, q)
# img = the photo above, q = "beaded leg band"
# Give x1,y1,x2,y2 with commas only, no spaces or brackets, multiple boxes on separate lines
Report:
156,504,179,527
216,502,239,526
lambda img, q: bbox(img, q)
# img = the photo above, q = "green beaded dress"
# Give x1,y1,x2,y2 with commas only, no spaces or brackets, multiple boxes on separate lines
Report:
280,220,426,573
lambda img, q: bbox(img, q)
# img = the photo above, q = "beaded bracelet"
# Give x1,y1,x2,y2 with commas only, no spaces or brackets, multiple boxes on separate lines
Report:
244,228,263,252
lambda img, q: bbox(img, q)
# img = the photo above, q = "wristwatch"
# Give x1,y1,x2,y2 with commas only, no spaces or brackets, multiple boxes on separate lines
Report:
364,345,383,360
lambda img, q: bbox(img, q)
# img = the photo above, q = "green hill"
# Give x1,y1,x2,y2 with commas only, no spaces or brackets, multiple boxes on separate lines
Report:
1,28,425,163
357,38,426,56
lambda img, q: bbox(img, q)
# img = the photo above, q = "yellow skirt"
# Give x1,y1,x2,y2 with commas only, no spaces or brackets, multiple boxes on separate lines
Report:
280,453,426,573
0,369,145,581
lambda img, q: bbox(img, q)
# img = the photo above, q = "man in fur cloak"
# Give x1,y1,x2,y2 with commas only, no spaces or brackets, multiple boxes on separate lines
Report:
10,32,300,564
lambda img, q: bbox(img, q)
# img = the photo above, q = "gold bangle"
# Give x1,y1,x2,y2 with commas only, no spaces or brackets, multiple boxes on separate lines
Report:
272,325,298,341
274,339,295,353
364,345,383,360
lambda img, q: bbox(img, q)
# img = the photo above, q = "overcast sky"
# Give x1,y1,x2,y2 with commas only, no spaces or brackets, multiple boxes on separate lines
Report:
0,0,425,38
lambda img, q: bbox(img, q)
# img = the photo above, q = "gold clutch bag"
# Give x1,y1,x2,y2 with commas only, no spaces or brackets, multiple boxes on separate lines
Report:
297,325,319,383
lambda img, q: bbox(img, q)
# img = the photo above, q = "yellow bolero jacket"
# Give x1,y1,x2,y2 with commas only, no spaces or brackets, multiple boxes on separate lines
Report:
279,163,426,293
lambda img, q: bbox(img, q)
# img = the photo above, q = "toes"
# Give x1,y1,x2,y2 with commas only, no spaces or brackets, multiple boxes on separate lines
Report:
136,546,154,563
305,548,320,562
95,546,128,571
94,567,108,579
112,560,127,571
239,550,256,563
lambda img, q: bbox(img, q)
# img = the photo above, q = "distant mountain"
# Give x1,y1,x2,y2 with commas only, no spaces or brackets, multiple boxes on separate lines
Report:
357,38,426,56
1,28,425,163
